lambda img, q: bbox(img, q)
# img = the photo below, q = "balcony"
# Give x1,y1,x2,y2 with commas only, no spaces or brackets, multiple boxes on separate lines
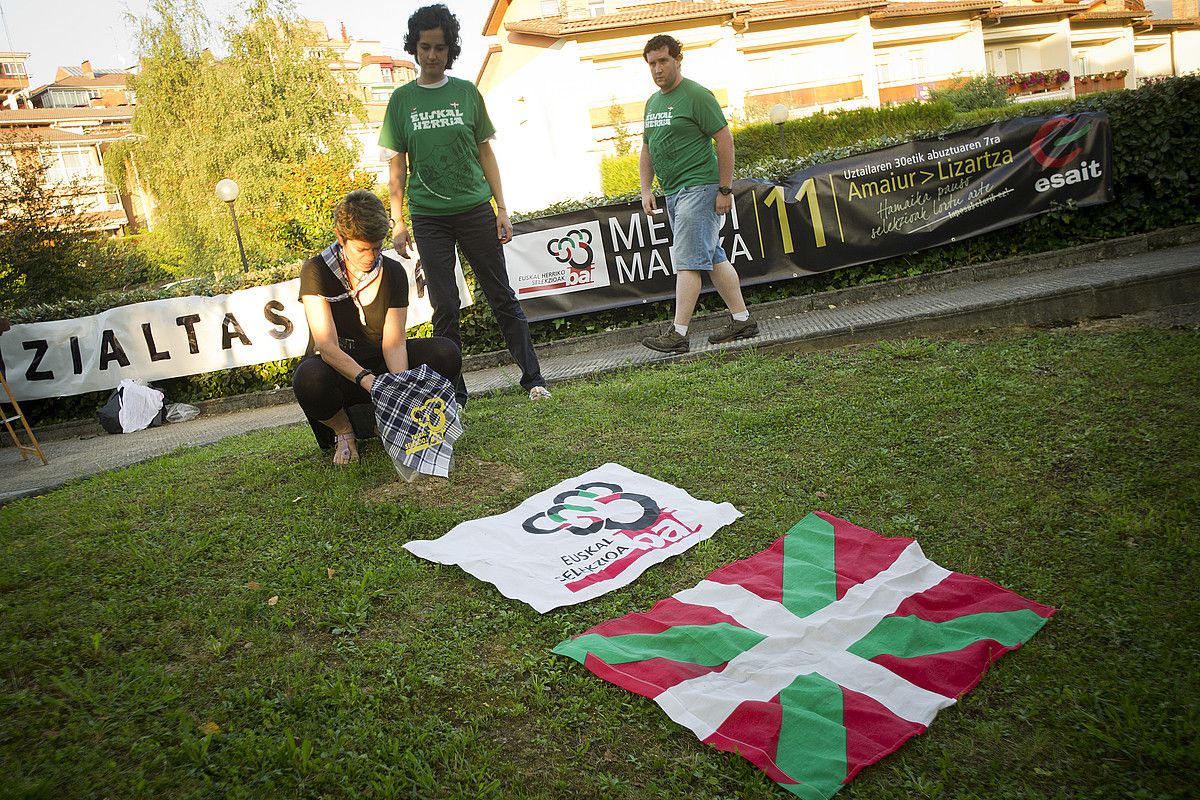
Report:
999,69,1072,99
1074,70,1128,95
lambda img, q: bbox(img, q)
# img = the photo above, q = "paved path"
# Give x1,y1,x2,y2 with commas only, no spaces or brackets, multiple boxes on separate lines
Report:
3,236,1198,505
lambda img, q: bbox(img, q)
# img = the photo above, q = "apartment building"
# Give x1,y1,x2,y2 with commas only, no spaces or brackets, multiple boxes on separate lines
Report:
304,20,418,183
479,0,1200,210
29,61,136,109
0,105,146,236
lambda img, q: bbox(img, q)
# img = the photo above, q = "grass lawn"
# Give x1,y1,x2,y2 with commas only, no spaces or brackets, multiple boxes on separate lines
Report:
2,326,1197,799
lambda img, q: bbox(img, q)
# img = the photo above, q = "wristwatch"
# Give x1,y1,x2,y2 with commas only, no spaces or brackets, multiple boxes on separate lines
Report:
718,185,733,196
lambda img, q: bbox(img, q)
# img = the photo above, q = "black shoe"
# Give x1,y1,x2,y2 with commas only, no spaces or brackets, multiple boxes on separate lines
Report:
642,326,689,354
708,316,759,345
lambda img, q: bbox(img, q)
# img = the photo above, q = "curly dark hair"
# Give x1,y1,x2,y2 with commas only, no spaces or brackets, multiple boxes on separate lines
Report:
643,34,682,61
404,5,462,69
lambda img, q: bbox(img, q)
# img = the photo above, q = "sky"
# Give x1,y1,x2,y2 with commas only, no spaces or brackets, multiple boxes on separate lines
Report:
0,0,492,88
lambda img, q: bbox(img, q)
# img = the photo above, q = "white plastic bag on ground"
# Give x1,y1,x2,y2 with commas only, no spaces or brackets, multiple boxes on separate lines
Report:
165,403,201,423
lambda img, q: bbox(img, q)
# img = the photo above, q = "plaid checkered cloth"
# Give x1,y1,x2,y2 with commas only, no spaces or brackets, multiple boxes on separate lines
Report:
370,364,463,480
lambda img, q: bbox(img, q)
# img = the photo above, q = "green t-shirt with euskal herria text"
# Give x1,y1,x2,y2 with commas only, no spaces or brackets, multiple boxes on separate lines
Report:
378,76,496,216
642,77,727,196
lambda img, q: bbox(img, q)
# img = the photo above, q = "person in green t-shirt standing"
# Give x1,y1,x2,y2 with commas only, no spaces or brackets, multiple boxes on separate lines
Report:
380,4,551,405
639,34,759,354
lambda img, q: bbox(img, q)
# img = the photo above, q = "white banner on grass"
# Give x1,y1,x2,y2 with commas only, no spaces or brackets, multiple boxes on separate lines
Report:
0,250,471,401
403,463,743,613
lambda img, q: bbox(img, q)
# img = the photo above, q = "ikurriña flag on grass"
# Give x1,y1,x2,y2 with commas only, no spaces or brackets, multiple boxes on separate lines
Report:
553,511,1056,799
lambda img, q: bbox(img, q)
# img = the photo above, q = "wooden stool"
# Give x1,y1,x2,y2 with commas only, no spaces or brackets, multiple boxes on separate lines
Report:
0,371,48,465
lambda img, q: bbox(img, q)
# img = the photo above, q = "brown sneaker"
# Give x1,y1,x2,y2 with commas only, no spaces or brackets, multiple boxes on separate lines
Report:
708,315,759,345
642,325,689,354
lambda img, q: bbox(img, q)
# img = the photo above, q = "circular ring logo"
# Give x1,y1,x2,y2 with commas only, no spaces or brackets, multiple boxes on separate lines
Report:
1029,116,1091,169
546,228,594,270
522,481,661,536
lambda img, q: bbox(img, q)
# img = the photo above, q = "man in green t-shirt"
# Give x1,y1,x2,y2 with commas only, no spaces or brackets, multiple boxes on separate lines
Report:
639,34,758,354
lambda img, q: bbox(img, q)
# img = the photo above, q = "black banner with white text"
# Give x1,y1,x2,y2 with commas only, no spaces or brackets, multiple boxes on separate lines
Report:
507,113,1112,322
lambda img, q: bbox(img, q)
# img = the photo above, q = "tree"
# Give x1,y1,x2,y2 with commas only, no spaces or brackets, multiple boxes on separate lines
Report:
126,0,364,274
0,137,104,310
607,97,631,156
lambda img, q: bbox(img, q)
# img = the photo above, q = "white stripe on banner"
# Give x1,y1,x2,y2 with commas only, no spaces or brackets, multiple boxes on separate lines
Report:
657,542,954,737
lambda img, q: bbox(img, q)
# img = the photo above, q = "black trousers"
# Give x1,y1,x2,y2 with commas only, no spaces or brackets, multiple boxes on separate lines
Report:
412,202,546,405
292,336,461,449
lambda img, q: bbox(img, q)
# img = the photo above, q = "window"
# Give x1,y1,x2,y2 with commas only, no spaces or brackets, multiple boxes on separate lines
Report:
1004,48,1022,74
1,62,27,76
909,50,926,82
875,57,891,85
985,50,997,75
381,67,393,83
48,89,96,108
371,88,393,102
41,147,98,184
588,0,606,16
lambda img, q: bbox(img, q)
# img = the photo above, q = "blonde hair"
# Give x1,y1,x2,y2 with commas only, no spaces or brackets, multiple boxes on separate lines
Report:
333,190,390,243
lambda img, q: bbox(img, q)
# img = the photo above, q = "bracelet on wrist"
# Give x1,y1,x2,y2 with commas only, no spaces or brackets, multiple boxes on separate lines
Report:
354,368,373,388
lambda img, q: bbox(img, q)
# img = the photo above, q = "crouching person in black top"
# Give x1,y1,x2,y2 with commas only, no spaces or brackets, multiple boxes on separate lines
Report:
293,189,461,465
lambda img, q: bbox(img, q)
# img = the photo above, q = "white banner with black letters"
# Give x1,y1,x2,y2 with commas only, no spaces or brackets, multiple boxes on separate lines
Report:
0,250,471,401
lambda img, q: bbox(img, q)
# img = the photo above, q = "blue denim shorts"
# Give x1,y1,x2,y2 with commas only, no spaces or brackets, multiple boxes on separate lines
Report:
665,183,728,272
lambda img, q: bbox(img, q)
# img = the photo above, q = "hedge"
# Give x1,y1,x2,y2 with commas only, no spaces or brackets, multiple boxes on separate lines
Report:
14,77,1200,423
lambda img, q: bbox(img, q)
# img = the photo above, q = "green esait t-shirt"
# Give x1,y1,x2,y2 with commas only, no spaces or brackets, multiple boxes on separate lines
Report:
378,76,497,216
642,77,727,196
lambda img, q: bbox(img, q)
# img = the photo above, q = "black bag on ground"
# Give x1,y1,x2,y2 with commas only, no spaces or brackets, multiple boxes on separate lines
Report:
97,380,167,434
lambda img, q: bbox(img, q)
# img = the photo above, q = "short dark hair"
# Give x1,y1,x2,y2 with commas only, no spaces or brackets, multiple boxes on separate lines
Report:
643,34,682,61
404,5,462,69
333,190,390,244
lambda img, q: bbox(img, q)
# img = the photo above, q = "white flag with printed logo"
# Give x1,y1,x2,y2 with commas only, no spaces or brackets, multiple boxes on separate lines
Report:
402,463,742,612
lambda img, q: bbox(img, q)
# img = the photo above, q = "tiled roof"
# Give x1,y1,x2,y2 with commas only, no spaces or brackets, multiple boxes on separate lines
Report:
58,66,128,77
746,0,889,20
1,126,130,145
1140,16,1200,25
871,1,998,19
1070,9,1150,19
54,73,130,88
988,4,1079,18
505,1,751,36
0,107,133,124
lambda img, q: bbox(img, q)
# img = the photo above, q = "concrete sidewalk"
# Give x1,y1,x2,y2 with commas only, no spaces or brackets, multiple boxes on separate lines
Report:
3,228,1198,505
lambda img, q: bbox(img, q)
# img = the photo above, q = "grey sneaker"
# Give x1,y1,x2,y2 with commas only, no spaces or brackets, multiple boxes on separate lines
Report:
642,325,689,354
708,315,759,345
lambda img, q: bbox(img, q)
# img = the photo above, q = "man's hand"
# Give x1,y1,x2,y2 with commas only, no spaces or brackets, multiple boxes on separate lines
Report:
496,208,513,244
715,191,733,215
392,224,413,258
641,190,658,217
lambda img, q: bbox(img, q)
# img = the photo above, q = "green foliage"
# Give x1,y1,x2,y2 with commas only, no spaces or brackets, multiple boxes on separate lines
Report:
127,0,363,274
732,100,958,166
260,153,377,256
607,97,632,156
929,74,1011,112
0,142,165,312
100,137,135,189
600,152,640,196
2,330,1199,798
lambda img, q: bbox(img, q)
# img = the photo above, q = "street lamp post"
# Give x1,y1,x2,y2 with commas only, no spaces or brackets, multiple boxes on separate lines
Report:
769,104,790,152
215,178,249,274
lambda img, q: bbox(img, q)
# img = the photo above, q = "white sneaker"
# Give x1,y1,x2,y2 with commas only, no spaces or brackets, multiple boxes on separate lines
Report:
529,385,552,401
